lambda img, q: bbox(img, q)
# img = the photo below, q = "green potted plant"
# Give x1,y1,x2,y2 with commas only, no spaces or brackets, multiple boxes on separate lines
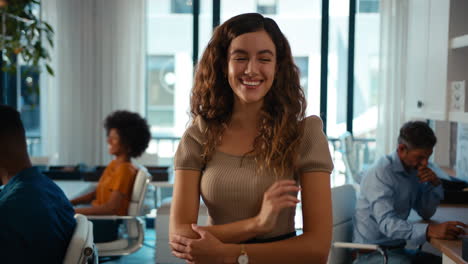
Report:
1,0,54,76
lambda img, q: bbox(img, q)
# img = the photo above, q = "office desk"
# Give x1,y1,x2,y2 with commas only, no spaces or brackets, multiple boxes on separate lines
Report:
432,239,466,264
149,181,173,208
55,180,97,199
422,204,468,264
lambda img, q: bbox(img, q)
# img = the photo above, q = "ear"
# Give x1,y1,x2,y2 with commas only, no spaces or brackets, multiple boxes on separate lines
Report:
397,144,407,154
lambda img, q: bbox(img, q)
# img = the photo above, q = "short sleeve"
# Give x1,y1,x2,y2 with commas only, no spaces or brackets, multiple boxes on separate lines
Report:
296,115,334,174
174,117,206,171
109,164,136,196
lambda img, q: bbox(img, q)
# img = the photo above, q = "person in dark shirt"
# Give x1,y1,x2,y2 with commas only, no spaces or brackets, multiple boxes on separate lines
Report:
0,104,76,264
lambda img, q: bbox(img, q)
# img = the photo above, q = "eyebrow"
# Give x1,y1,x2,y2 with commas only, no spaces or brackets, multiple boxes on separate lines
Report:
230,49,275,56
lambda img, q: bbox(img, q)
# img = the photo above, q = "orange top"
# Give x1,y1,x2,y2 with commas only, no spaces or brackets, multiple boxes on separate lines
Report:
92,160,137,215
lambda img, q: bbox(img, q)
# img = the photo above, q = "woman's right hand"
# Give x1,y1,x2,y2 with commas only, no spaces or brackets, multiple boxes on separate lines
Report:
255,180,300,234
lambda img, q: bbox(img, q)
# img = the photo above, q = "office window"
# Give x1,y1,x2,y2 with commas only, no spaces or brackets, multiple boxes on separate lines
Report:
351,0,380,169
221,0,322,117
147,55,176,128
1,1,43,156
171,0,193,14
294,56,309,98
354,3,380,134
326,0,349,138
147,0,194,138
146,0,212,165
257,0,277,15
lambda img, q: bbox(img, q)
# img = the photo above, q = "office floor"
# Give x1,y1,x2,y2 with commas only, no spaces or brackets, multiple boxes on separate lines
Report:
103,227,156,264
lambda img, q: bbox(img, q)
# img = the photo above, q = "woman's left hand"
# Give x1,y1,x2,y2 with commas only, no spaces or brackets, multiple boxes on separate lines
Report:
170,224,225,264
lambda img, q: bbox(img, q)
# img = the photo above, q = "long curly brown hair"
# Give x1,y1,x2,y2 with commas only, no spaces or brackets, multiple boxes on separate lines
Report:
191,13,307,177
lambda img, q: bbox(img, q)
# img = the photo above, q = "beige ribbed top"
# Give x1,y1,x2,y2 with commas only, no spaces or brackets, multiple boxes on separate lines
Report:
174,115,334,239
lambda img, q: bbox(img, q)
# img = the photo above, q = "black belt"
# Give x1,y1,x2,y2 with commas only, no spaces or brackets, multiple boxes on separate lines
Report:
243,231,297,244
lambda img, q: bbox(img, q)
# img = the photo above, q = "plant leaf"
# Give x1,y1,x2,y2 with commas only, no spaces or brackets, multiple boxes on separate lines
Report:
43,22,54,33
45,64,54,76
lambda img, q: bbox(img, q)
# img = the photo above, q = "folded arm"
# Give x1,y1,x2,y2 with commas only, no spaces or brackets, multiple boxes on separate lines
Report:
170,170,301,244
169,170,202,240
171,171,333,264
230,171,332,264
170,170,263,242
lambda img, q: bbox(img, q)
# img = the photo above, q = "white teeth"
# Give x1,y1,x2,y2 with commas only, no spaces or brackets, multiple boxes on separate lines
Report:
243,80,260,86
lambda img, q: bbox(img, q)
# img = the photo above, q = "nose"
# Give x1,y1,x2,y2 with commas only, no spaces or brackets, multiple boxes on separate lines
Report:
244,59,258,76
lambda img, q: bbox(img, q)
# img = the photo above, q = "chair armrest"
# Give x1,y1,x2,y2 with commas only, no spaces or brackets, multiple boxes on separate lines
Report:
333,242,380,250
334,239,406,251
86,215,143,220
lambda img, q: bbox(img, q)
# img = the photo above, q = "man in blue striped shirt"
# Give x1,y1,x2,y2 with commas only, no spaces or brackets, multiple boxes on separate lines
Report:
353,121,467,264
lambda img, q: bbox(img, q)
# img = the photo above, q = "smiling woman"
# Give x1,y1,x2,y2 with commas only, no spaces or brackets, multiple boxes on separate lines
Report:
169,13,334,264
70,110,151,243
227,30,277,106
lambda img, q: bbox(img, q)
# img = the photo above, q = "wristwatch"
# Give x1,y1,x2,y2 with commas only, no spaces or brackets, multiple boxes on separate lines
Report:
237,244,249,264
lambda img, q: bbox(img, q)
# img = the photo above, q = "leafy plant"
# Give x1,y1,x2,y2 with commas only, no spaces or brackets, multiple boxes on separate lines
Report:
1,0,54,76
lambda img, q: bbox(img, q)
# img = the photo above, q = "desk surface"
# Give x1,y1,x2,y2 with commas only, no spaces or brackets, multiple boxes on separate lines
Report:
150,181,173,188
427,204,468,264
432,238,466,264
55,180,97,199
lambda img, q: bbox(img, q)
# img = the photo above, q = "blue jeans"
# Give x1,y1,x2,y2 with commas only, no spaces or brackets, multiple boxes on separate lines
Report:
353,248,442,264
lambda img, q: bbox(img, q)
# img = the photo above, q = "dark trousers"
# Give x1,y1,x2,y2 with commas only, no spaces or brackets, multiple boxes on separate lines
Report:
90,219,121,243
354,248,442,264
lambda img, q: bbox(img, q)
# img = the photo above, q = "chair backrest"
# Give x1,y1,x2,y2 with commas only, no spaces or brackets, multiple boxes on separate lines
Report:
128,166,151,216
63,214,95,264
328,184,357,264
126,166,151,238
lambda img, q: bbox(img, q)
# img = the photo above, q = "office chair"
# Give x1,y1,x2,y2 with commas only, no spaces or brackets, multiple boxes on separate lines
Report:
87,166,151,257
329,184,404,264
63,213,97,264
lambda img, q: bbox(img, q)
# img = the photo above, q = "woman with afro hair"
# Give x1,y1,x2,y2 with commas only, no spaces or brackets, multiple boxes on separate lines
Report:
71,110,151,242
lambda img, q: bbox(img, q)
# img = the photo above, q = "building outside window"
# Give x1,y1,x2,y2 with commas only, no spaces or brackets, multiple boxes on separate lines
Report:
146,0,212,164
358,0,379,13
171,0,193,14
21,65,42,156
257,0,277,15
147,55,176,129
294,56,309,98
